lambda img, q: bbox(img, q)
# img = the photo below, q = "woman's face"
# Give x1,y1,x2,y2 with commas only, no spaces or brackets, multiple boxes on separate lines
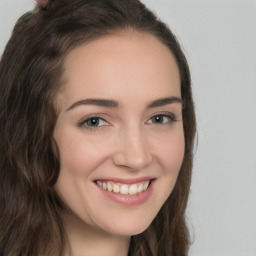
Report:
54,31,184,236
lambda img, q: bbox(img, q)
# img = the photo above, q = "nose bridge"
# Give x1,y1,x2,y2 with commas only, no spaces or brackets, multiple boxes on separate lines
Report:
113,122,152,170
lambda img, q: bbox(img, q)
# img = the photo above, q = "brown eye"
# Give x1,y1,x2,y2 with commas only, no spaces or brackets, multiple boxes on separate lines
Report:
87,118,101,127
147,113,177,125
152,115,164,124
78,117,108,128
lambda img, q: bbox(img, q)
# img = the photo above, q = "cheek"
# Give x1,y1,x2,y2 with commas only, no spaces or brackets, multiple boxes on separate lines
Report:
151,129,185,200
56,130,111,177
152,129,185,173
163,136,184,170
54,129,113,220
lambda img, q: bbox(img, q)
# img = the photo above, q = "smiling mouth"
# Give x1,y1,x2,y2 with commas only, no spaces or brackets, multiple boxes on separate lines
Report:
95,179,154,195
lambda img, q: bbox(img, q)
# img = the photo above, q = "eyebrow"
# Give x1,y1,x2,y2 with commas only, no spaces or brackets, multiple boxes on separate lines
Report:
147,97,183,108
66,96,183,111
66,98,118,111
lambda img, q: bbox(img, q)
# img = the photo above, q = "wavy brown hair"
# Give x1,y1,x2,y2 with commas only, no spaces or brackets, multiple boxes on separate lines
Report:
0,0,196,255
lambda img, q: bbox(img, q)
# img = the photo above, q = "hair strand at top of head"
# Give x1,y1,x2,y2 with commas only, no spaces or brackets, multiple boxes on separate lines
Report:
36,0,52,10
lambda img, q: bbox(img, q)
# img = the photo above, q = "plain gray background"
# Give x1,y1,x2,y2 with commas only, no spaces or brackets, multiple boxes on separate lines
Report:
0,0,255,255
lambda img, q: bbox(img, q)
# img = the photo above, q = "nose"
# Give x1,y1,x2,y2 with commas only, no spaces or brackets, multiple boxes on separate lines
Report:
112,126,153,170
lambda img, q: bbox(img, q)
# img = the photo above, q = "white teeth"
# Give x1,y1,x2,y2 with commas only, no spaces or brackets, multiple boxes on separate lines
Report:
143,181,150,190
113,184,120,193
107,183,112,192
129,184,138,195
120,185,129,195
96,180,152,195
97,181,103,188
137,183,144,193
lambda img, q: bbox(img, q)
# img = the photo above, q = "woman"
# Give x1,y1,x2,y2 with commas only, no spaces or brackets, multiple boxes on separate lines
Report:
0,0,196,255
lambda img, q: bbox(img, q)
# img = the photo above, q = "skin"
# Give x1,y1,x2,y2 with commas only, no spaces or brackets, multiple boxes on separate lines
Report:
54,30,184,256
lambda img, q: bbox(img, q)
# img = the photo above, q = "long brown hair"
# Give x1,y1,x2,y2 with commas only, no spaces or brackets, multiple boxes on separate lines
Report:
0,0,196,255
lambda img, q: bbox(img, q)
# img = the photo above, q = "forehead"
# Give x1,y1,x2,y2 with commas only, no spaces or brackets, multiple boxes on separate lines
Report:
59,30,181,108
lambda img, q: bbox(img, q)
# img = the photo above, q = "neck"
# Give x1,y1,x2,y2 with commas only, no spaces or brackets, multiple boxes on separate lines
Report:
61,210,131,256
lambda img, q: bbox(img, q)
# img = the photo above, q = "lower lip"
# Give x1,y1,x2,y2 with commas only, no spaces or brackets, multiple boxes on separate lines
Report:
95,181,154,206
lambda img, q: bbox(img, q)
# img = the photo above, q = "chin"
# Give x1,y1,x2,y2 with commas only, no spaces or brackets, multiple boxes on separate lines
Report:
98,216,152,236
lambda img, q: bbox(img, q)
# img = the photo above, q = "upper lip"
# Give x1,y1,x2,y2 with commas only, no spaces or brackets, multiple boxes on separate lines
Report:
94,176,155,184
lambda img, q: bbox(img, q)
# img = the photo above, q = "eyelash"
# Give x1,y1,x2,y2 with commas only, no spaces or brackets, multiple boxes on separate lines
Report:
78,113,178,131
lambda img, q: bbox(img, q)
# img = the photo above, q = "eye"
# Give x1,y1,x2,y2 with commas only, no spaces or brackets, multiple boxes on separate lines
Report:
78,116,108,128
147,113,177,125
